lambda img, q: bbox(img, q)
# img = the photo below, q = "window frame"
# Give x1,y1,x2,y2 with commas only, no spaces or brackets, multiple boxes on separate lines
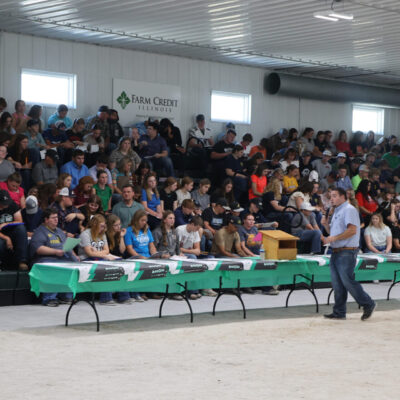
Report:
20,68,77,109
352,104,384,135
211,90,252,125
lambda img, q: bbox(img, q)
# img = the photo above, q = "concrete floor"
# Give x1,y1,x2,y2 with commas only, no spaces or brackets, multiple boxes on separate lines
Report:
1,282,398,331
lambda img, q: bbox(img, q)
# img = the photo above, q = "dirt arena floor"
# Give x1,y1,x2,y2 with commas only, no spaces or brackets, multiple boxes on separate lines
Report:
1,296,399,400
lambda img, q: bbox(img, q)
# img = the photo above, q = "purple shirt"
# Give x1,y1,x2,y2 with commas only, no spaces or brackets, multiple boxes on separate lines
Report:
139,134,167,157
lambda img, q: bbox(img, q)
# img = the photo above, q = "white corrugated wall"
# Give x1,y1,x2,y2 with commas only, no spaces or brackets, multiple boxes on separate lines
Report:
0,31,399,142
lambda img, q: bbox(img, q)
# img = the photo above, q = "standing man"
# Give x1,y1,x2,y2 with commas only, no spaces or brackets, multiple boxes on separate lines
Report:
322,188,376,320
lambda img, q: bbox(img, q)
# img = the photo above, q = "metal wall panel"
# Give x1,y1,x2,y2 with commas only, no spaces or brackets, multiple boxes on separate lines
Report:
1,30,400,142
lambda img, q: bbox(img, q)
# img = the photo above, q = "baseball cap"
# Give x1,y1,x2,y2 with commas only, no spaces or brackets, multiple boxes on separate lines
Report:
226,215,241,225
0,189,12,206
27,119,39,128
230,201,244,213
216,198,231,210
322,150,332,157
59,187,75,197
45,149,58,162
337,152,346,158
250,198,262,209
98,105,109,113
301,202,316,212
226,122,236,130
25,195,38,215
309,170,319,182
57,104,68,112
359,164,369,172
55,121,66,130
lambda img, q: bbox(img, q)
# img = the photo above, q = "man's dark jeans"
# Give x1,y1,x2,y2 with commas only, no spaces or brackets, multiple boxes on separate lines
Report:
0,224,29,266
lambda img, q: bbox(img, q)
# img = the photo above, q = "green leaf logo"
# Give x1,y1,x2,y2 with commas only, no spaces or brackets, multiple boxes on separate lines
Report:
117,91,130,110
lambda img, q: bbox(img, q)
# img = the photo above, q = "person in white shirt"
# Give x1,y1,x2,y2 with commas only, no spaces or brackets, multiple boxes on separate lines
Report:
364,213,392,253
176,216,203,259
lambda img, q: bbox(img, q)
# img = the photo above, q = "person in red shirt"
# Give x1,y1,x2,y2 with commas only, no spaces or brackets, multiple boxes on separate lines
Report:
249,138,268,160
0,172,25,208
249,163,269,200
334,130,353,157
355,179,377,226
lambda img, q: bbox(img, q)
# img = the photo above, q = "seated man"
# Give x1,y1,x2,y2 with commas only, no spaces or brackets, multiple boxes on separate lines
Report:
336,165,353,191
241,198,278,229
211,215,246,258
29,207,79,306
47,104,73,129
139,122,175,177
60,149,89,189
32,149,58,185
111,184,144,228
291,202,322,255
0,189,29,270
43,121,74,163
224,144,248,203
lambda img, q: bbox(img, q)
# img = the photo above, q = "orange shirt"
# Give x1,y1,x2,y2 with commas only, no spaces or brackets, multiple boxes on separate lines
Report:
249,145,267,159
249,175,267,199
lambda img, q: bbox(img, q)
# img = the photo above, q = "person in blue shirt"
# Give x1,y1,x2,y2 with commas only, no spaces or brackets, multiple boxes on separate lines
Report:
60,149,89,189
141,172,162,230
47,104,73,129
43,121,74,164
124,209,156,258
174,198,195,227
138,122,175,177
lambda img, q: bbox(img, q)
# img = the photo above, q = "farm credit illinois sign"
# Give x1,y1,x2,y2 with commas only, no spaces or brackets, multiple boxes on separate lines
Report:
113,78,181,128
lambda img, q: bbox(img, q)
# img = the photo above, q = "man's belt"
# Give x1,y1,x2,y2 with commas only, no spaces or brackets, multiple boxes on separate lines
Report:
332,247,358,253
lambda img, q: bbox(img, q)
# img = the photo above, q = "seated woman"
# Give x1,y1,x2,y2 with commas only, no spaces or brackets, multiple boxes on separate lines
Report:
0,172,26,208
355,179,378,226
279,148,299,173
249,163,269,200
160,177,178,212
135,160,151,188
110,137,141,173
37,183,58,210
115,157,134,196
7,134,32,191
124,209,157,259
141,172,162,230
56,173,72,190
282,165,299,195
79,194,104,231
176,176,194,207
83,123,105,166
74,176,95,207
210,178,235,206
364,213,392,254
287,181,314,212
94,170,113,212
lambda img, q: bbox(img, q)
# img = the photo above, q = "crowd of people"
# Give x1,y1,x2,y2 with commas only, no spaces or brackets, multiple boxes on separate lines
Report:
0,96,398,306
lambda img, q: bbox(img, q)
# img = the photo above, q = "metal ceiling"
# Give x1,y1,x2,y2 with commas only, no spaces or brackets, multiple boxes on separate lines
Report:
1,0,400,87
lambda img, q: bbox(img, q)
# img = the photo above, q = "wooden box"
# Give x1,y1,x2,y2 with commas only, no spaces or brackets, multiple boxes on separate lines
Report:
260,230,299,260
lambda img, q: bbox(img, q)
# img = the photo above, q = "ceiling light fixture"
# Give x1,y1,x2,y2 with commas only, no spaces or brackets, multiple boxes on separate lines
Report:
314,0,353,22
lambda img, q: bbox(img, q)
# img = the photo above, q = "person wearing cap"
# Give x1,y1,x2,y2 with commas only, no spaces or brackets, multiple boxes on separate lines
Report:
215,122,236,143
322,187,376,320
311,150,332,180
86,105,110,146
202,198,230,234
47,104,73,129
111,184,144,229
331,152,349,175
174,198,195,227
336,165,353,191
229,201,244,218
291,202,322,254
0,144,15,182
42,120,74,164
53,187,84,237
60,149,89,190
241,198,278,229
382,144,400,170
31,149,58,186
138,122,175,177
22,190,43,237
210,215,246,258
352,164,370,191
0,189,29,271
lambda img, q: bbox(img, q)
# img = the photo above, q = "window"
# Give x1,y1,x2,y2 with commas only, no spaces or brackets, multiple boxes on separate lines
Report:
21,69,77,108
352,105,384,135
211,90,251,124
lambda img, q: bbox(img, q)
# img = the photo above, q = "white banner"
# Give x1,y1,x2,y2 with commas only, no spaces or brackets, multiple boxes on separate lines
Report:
113,78,181,128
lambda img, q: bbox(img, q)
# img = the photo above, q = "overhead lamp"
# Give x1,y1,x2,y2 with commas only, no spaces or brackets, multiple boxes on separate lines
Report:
329,12,353,20
314,0,353,22
313,12,338,22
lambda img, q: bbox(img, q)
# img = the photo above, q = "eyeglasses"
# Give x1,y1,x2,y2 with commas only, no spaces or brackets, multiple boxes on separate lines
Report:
113,223,121,227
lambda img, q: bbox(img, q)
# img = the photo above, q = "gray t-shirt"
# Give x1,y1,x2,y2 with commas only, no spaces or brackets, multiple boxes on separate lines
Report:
112,201,144,228
291,212,317,235
32,161,58,185
311,159,332,180
0,160,15,182
191,190,210,211
152,226,180,255
78,229,108,259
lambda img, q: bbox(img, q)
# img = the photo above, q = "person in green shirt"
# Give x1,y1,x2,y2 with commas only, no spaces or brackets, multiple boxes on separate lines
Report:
382,145,400,170
94,170,112,212
352,164,369,191
111,184,144,228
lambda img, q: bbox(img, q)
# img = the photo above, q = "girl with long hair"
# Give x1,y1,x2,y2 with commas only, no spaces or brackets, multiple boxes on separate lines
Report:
56,173,72,190
0,112,16,135
74,176,95,207
364,213,392,254
79,194,104,230
249,163,269,200
115,156,134,195
287,181,314,211
211,178,235,205
27,105,43,132
109,136,141,172
141,172,162,229
11,100,29,134
176,176,193,206
334,130,353,156
7,134,32,190
152,211,180,256
355,179,378,225
135,160,151,187
280,148,299,172
160,176,178,211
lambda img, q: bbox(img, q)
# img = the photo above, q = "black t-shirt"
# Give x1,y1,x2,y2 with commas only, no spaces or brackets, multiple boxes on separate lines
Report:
0,202,19,223
160,188,177,212
212,141,235,156
299,159,313,178
202,207,226,230
66,128,84,142
224,154,244,174
262,191,278,216
314,139,327,152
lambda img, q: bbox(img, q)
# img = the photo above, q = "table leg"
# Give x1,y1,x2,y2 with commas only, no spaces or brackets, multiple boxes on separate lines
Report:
65,293,100,332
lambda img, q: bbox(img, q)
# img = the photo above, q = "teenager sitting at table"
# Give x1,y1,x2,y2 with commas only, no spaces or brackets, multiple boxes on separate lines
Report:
364,213,392,254
29,207,79,306
152,211,181,257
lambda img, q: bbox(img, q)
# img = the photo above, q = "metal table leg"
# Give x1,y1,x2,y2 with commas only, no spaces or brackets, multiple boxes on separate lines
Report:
212,276,246,319
159,282,194,323
387,270,400,300
65,293,100,332
285,274,319,313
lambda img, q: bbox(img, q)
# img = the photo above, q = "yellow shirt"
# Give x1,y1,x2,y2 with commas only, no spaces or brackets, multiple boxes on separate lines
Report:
282,175,298,193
